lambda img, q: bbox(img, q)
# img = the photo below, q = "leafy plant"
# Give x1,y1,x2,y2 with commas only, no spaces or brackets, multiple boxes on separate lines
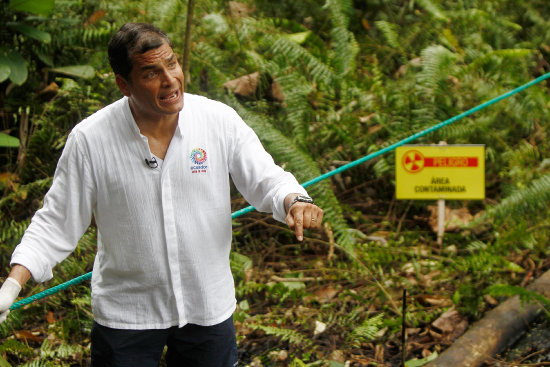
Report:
347,313,384,347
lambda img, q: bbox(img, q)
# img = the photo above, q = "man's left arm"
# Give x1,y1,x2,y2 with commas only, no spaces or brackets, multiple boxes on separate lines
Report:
226,107,324,238
284,193,324,242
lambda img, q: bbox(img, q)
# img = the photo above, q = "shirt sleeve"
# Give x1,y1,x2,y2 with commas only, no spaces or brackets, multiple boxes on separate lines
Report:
227,110,307,223
10,131,96,283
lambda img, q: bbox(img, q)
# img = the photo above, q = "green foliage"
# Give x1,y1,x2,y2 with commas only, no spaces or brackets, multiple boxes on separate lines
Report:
40,339,85,360
0,134,20,148
1,0,550,364
483,173,550,224
0,338,34,359
453,283,486,319
9,0,55,15
347,313,384,347
251,324,312,348
487,284,550,314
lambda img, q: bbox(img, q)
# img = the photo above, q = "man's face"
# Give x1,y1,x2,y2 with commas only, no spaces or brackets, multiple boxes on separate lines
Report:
117,42,184,122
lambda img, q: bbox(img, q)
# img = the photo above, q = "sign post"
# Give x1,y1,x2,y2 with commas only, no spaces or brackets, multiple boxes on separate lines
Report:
395,144,485,245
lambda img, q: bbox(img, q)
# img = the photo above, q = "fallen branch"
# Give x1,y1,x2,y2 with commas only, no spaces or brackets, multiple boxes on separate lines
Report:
426,269,550,367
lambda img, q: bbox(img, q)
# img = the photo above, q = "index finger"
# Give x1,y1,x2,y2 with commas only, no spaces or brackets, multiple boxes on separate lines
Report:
291,206,304,242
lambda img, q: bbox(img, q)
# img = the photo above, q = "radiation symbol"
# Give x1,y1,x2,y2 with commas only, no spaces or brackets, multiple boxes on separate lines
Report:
402,150,425,173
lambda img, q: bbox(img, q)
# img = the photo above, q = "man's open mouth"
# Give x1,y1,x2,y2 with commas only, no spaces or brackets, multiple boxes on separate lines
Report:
160,90,179,102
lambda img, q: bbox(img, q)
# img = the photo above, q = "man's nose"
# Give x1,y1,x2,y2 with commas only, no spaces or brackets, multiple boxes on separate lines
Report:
161,69,176,86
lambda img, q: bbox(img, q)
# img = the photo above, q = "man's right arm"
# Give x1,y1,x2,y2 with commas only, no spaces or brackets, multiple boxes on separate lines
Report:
7,265,31,287
0,264,31,323
11,131,96,283
2,131,96,323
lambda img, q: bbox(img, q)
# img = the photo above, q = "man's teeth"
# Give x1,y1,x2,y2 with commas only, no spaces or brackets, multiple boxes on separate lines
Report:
161,91,178,101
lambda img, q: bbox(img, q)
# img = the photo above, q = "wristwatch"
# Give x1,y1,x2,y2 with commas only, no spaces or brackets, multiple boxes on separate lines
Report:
289,195,315,208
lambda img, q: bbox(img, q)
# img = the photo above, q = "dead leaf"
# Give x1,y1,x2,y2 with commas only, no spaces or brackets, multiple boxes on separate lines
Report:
361,18,370,30
46,310,56,323
229,1,253,17
432,307,461,333
417,294,453,307
224,72,259,98
270,79,285,103
268,349,288,361
402,262,415,275
374,344,384,362
359,113,376,123
410,57,422,66
0,172,15,184
328,350,346,362
375,327,388,338
427,205,474,232
431,307,468,342
428,329,442,340
313,285,338,303
484,294,499,306
244,268,253,282
447,75,459,86
395,64,407,78
87,10,106,25
223,72,284,102
368,124,383,134
37,82,59,101
15,330,44,343
314,320,327,336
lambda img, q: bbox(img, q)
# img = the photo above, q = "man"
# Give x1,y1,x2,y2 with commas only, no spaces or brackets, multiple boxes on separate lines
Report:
0,23,323,366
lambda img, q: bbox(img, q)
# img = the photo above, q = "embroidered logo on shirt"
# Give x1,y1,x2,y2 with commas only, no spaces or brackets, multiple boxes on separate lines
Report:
190,148,208,173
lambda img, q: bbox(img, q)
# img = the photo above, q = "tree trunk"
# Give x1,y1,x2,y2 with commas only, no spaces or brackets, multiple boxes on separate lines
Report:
426,269,550,367
182,0,195,88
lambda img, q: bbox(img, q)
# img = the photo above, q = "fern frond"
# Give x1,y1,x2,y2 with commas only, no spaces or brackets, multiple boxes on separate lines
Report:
373,158,391,178
348,313,384,347
417,45,458,92
483,173,550,223
324,0,359,76
276,71,313,145
0,219,30,244
415,0,449,22
451,9,522,32
466,49,533,74
81,24,116,47
375,21,403,52
51,23,115,50
462,252,502,276
40,339,85,359
20,360,55,367
251,324,310,347
486,284,550,315
268,35,337,88
465,240,487,253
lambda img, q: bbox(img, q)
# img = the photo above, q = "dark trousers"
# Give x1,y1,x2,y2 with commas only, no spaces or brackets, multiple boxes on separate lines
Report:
90,316,238,367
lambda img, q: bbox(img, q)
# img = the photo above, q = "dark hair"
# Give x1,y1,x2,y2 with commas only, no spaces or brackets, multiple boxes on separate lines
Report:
108,23,172,80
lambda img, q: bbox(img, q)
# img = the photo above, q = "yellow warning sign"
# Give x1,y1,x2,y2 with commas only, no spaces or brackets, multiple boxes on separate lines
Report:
396,145,485,200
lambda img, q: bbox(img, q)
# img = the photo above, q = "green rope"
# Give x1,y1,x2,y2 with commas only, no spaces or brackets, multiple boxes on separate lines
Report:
10,72,550,311
10,272,91,310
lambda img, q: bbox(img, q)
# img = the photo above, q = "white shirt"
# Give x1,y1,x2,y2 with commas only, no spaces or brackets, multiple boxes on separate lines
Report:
11,94,307,329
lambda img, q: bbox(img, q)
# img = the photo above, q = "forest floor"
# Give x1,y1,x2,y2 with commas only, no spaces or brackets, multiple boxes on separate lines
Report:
1,193,550,367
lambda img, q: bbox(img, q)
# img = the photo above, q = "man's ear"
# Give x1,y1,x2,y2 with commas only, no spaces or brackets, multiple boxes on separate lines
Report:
115,75,131,97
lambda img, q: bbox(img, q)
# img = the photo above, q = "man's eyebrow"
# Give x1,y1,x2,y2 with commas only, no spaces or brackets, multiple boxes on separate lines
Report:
140,64,159,71
138,54,176,71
